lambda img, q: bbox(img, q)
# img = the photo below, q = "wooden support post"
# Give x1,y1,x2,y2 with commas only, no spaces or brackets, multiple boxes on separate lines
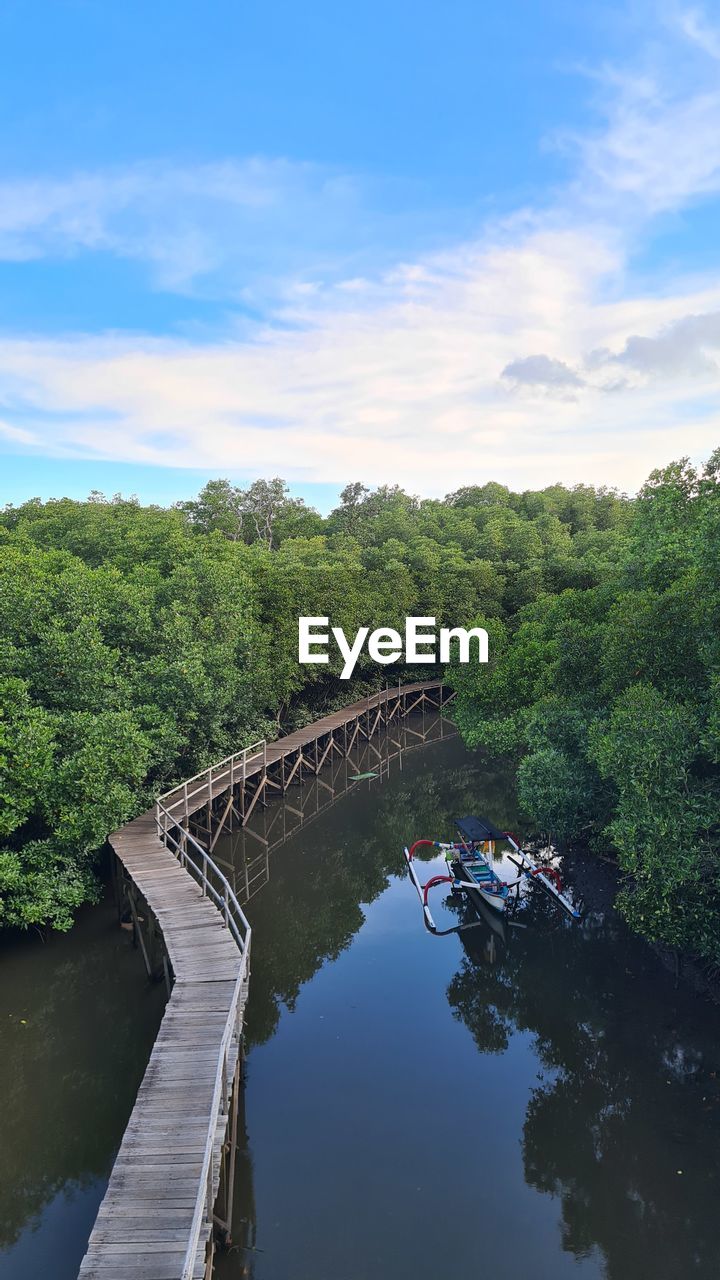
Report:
209,792,235,853
242,776,267,825
127,889,153,980
213,1039,241,1243
283,751,303,789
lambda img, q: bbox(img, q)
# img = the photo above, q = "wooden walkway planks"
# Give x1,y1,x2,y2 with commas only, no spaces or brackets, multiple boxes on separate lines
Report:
162,681,449,823
79,681,449,1280
79,813,248,1280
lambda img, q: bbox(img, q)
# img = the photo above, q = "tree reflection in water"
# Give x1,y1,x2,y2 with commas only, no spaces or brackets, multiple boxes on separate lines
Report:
448,883,720,1279
0,889,166,1277
218,714,508,1050
212,719,720,1280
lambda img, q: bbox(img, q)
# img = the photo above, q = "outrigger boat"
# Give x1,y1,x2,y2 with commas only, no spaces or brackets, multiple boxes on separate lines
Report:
403,814,581,934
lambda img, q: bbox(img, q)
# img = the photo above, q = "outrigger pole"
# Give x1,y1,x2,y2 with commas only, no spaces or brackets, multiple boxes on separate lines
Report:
502,832,581,920
403,839,513,934
403,840,452,933
403,827,582,932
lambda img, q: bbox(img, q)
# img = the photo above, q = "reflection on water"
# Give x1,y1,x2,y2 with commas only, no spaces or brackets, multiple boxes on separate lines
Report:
2,717,719,1280
0,884,166,1280
214,710,458,914
215,720,720,1280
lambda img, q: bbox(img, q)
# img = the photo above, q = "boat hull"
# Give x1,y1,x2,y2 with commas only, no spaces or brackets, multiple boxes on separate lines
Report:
451,857,507,913
473,885,507,914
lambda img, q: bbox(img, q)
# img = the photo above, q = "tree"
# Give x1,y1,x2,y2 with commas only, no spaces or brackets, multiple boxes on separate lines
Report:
177,478,244,540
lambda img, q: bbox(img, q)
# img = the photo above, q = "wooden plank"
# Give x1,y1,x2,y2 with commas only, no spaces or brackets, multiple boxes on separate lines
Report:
79,802,247,1280
81,681,446,1279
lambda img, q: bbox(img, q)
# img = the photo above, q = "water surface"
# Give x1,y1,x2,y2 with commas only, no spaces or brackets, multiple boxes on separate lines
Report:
2,716,719,1280
0,883,166,1280
216,722,720,1280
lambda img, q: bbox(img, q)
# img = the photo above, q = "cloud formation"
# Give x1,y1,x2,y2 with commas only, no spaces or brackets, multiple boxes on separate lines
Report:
601,311,720,378
501,354,585,392
2,7,720,495
0,159,411,298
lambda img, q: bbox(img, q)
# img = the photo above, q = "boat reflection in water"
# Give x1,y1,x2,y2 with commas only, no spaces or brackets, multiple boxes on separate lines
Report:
212,720,720,1280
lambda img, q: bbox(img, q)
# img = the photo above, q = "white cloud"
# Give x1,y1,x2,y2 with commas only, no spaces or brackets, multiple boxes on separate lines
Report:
677,7,720,59
501,354,585,392
557,8,720,219
1,222,718,494
0,420,36,446
0,159,395,297
2,8,720,493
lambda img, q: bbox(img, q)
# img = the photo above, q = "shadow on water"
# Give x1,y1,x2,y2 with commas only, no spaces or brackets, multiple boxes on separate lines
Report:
214,717,720,1280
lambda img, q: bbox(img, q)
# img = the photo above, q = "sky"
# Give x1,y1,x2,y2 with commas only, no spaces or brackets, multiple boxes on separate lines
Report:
2,0,720,509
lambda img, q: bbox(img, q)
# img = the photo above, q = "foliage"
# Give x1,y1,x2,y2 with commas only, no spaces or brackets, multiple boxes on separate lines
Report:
0,471,638,932
449,452,720,962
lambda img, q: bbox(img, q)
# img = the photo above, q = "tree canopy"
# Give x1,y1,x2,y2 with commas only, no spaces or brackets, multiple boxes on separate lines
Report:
4,461,708,954
448,452,720,963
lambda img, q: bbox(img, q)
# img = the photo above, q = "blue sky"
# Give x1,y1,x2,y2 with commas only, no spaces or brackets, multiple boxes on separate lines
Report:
2,1,720,507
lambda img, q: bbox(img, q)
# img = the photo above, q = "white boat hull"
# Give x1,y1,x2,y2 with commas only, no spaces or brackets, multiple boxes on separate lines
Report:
451,856,507,913
475,885,507,914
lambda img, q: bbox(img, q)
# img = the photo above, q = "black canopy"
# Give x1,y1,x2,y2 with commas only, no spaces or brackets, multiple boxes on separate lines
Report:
455,815,507,843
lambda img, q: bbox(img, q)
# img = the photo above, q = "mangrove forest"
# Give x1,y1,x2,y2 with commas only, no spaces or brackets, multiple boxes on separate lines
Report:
1,455,719,971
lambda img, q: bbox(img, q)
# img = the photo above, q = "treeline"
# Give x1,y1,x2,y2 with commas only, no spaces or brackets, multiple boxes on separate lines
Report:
450,453,720,965
0,475,625,930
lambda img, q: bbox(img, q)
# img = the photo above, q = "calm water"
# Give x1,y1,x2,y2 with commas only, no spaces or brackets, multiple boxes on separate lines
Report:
0,882,166,1280
215,722,720,1280
2,717,720,1280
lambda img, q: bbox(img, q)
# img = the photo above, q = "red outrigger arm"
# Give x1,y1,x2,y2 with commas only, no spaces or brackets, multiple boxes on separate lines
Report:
403,841,486,932
404,830,581,931
403,841,447,931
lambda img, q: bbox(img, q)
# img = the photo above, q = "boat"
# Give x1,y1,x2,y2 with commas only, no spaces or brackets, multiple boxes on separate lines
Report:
447,814,511,913
403,813,581,934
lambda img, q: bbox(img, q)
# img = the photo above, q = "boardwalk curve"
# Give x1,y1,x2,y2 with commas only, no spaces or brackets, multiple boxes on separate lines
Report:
78,681,450,1280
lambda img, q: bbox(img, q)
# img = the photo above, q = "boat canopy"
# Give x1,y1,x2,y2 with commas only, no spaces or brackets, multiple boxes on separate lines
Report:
455,815,507,843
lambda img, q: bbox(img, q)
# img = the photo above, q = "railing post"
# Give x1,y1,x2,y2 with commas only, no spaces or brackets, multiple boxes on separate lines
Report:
202,851,207,896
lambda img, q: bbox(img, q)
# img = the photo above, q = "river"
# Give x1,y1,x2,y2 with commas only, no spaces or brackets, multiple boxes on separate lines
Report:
2,714,720,1279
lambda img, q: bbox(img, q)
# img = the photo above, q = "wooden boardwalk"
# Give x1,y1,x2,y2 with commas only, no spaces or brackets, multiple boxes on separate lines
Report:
162,681,451,839
78,680,449,1280
79,813,250,1280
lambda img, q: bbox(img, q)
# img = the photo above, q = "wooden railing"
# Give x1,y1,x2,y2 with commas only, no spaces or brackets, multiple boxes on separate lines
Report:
181,960,248,1280
159,740,267,823
155,800,252,952
154,801,251,1278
